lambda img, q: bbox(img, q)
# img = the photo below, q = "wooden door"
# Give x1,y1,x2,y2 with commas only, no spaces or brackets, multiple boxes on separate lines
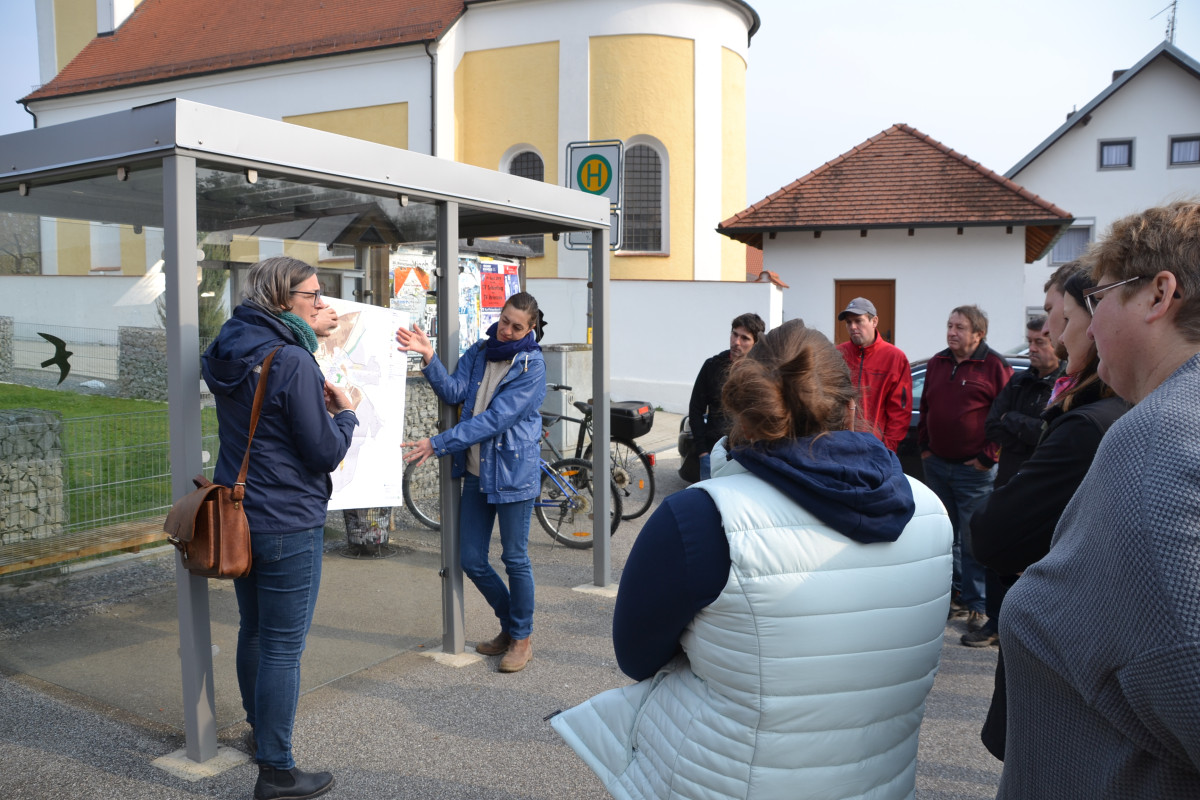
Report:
834,280,896,345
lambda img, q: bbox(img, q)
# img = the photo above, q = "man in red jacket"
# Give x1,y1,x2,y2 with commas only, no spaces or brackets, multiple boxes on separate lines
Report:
918,305,1012,633
836,297,912,452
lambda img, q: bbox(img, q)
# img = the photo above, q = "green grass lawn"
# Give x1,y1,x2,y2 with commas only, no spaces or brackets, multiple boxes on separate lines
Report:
1,385,219,530
0,385,167,416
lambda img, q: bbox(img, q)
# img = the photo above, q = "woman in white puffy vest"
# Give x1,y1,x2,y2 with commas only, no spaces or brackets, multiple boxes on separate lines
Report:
552,321,953,800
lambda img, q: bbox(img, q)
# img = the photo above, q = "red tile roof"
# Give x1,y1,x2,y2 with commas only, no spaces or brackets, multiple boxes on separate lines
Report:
719,124,1072,255
744,243,762,278
24,0,468,102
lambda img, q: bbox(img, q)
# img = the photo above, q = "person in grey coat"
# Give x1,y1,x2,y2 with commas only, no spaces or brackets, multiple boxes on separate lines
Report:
996,200,1200,797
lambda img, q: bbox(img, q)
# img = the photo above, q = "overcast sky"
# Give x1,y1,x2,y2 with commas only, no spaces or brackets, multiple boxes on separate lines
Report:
2,0,1197,203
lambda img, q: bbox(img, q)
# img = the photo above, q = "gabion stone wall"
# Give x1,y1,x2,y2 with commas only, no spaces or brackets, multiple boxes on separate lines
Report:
400,374,440,510
0,409,66,545
0,316,12,383
119,326,168,401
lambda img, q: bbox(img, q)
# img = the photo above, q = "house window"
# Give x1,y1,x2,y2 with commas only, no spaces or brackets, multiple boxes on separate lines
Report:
623,144,664,252
507,151,545,256
1051,226,1091,265
1170,136,1200,166
1098,139,1133,169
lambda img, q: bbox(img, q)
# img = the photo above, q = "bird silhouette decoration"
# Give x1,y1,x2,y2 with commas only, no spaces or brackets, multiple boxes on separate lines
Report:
37,332,73,385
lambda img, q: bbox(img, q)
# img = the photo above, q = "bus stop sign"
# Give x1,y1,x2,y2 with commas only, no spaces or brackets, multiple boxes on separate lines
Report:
566,140,622,250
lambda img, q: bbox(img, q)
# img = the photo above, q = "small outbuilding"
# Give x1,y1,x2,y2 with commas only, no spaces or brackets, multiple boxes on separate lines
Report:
718,124,1074,360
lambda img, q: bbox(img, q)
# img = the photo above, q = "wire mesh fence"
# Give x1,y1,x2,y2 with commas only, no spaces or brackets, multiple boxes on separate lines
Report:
0,409,219,577
60,410,220,531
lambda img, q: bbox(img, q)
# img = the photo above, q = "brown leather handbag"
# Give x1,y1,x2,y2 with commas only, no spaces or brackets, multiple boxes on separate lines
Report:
165,347,279,579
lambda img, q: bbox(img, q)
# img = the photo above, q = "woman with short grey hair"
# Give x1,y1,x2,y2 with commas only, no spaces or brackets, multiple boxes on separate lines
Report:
202,255,357,800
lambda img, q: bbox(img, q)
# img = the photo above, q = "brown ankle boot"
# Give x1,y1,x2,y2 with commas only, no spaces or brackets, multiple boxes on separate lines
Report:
475,631,511,656
498,636,532,673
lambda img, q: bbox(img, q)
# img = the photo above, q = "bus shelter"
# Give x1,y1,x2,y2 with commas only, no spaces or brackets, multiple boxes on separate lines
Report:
0,99,614,762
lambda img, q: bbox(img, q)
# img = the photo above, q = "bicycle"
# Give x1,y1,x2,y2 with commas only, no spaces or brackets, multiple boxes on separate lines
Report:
402,454,621,548
540,384,657,520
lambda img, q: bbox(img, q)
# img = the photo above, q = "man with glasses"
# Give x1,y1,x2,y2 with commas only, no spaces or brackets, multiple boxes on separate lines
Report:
996,201,1200,797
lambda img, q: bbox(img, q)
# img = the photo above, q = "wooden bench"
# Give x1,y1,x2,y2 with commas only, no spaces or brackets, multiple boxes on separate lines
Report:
0,516,167,577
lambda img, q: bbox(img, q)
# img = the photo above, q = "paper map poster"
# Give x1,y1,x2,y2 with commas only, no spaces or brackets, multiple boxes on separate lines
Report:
315,298,409,511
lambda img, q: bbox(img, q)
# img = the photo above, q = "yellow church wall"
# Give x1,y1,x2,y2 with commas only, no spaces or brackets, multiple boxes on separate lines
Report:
721,47,747,281
454,42,559,278
230,236,260,264
53,0,146,72
54,220,90,275
53,0,96,73
283,103,409,150
283,240,321,265
119,225,143,275
590,35,694,281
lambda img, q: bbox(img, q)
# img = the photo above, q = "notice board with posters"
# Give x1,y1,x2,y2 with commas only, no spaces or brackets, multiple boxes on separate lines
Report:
389,248,522,360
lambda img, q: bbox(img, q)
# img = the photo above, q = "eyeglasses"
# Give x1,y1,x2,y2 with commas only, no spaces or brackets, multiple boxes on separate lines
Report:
290,289,322,304
1083,276,1144,314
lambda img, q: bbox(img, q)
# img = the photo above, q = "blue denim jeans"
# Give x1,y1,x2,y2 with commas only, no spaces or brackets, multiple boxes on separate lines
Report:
459,475,535,640
234,526,324,769
699,453,712,481
921,455,994,615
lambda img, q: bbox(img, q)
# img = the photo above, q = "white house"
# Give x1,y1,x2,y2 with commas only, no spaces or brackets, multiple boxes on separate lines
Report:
1007,41,1200,310
718,124,1073,361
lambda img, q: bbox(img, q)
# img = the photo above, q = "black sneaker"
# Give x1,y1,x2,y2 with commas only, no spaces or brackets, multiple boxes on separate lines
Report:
966,610,988,632
948,598,970,620
961,628,999,648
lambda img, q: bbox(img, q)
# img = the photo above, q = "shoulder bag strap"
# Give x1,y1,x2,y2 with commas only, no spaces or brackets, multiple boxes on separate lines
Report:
232,346,281,502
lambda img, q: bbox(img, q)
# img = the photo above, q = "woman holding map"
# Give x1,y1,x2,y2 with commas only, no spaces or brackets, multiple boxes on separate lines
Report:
396,292,546,674
202,256,358,800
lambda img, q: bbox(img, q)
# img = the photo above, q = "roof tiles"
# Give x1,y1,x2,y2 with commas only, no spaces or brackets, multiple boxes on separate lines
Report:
25,0,467,101
719,124,1071,246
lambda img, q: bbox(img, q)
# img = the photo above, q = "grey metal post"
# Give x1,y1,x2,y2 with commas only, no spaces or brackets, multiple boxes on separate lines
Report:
164,154,217,762
589,226,611,587
436,201,465,654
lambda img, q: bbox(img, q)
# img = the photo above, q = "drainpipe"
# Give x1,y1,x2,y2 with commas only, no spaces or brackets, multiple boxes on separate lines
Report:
22,102,38,129
424,40,437,157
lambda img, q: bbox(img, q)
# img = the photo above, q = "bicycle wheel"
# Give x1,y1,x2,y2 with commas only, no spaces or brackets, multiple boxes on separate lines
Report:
402,459,441,531
535,458,621,548
585,439,657,520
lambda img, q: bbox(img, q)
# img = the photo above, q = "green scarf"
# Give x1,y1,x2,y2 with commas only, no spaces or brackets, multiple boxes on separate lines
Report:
279,311,318,353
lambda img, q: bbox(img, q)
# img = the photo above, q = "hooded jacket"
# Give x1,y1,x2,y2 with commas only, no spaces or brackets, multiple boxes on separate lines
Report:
201,303,357,532
422,338,546,504
552,433,952,799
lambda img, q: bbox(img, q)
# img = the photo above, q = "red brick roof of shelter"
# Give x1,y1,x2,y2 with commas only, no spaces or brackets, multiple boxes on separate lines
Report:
24,0,468,102
718,124,1072,253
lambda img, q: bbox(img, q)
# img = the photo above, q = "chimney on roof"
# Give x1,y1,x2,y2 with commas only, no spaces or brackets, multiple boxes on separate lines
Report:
97,0,138,36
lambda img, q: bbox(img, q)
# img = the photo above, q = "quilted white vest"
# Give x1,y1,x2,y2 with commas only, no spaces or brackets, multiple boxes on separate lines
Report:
552,454,952,800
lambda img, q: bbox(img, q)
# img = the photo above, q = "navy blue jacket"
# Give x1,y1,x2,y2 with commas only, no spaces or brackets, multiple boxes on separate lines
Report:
202,303,357,532
423,338,546,504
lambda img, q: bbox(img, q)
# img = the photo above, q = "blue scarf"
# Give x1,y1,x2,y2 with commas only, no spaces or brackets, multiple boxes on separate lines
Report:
279,311,318,353
484,322,540,361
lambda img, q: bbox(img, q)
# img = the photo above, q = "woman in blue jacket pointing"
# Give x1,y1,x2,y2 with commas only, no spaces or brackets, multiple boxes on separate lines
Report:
396,293,546,673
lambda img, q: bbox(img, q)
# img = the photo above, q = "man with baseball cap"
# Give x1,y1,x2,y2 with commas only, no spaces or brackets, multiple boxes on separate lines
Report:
836,297,912,452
